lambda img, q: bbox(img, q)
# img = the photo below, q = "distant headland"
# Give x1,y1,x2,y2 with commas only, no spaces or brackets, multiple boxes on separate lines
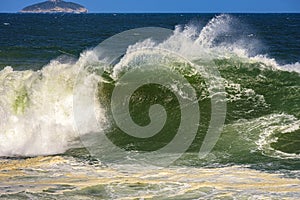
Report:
20,0,88,14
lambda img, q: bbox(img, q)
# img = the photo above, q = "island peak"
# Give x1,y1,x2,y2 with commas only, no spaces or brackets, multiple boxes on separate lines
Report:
20,0,88,14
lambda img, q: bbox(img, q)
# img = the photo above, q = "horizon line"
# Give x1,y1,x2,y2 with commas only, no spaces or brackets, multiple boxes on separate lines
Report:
0,11,300,14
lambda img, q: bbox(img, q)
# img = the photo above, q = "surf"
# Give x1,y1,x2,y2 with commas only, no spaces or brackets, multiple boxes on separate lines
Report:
0,14,299,168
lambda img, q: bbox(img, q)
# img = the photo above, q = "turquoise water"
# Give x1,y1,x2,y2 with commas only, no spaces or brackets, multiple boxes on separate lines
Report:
0,13,299,199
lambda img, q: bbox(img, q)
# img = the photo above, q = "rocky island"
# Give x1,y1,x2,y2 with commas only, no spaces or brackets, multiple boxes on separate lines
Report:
20,0,88,14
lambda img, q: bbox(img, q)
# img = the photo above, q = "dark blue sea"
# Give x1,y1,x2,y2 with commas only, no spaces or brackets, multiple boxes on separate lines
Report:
0,13,299,199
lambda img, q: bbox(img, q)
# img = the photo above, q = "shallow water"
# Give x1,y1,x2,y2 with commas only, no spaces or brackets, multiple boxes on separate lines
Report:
0,156,300,199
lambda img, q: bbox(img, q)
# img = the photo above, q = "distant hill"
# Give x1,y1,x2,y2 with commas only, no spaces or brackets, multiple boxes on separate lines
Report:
20,0,88,14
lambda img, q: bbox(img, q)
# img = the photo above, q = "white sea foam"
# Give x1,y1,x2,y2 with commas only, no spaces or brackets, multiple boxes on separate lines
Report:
0,50,108,156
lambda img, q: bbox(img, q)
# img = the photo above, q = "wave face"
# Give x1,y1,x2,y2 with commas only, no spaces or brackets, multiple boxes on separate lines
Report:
0,14,299,169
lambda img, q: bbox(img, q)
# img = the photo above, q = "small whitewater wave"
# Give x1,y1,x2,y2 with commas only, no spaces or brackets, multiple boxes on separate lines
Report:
224,114,300,160
0,14,299,164
256,114,300,159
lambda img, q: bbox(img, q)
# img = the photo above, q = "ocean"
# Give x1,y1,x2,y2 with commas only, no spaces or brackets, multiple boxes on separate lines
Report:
0,13,299,199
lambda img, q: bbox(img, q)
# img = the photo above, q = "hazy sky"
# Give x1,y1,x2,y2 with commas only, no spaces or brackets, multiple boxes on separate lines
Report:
0,0,300,13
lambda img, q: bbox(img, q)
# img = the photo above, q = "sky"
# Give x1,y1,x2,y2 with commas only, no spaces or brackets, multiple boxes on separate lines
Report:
0,0,300,13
